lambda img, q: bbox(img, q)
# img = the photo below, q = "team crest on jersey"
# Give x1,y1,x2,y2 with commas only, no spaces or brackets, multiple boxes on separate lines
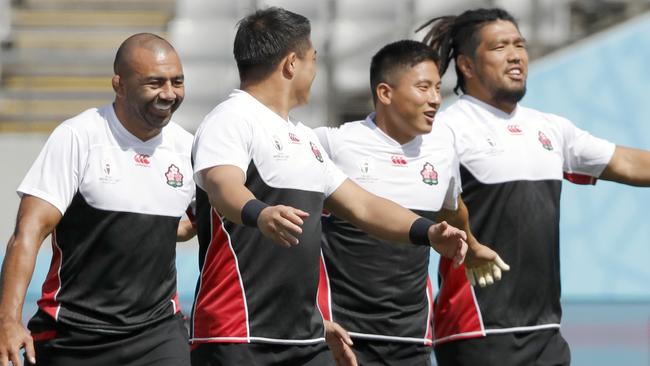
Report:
538,131,553,151
165,164,184,188
420,162,438,185
310,142,324,163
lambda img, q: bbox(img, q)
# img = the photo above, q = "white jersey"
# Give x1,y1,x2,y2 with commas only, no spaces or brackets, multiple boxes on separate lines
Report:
18,104,195,331
191,89,346,345
434,94,615,344
315,114,461,345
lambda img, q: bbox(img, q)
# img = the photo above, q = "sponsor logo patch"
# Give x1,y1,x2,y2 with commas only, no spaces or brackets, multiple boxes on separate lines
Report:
133,153,151,167
391,155,408,167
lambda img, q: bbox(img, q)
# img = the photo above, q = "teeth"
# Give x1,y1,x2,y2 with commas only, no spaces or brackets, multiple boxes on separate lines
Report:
508,69,521,75
153,101,173,111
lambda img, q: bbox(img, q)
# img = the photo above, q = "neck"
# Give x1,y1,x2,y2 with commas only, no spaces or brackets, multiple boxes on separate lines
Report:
241,77,293,120
112,102,160,141
373,109,414,145
466,88,517,115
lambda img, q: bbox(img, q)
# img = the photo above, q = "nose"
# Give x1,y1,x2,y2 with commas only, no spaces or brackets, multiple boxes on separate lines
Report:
159,81,177,100
429,88,441,109
507,45,525,64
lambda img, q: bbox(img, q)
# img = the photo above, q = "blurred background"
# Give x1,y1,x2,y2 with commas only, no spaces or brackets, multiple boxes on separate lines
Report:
0,0,648,364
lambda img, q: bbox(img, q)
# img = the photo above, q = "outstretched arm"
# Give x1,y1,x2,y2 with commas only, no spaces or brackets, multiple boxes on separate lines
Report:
325,179,467,266
439,198,510,287
200,165,309,248
599,146,650,186
0,195,62,366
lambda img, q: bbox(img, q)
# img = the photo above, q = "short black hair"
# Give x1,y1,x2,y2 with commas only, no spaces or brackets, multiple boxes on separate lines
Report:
418,8,518,94
234,7,311,82
369,40,440,104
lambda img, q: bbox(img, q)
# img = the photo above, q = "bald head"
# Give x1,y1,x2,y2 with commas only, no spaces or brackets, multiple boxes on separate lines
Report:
113,33,177,76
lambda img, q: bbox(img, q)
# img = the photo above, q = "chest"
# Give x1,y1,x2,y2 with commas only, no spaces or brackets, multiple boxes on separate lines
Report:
80,145,194,216
456,120,564,183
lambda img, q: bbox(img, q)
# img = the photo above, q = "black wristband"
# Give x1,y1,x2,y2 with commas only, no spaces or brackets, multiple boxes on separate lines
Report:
409,217,435,246
241,199,269,227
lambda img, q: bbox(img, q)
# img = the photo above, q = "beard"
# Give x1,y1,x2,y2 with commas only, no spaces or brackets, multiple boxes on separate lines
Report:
492,84,527,106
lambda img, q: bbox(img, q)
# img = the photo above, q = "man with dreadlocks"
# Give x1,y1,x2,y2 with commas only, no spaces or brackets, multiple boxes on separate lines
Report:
419,7,650,366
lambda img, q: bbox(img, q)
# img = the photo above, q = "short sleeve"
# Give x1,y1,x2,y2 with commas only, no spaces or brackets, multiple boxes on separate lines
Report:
308,130,346,197
313,126,334,158
558,116,616,177
192,111,254,190
17,124,84,215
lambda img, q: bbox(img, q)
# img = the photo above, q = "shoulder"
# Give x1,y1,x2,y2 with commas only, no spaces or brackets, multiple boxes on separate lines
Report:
518,105,573,130
53,106,110,143
164,121,194,153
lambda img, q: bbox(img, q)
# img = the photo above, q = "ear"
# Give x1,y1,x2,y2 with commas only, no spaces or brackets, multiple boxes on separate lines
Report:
281,52,298,79
376,82,392,105
456,55,474,80
111,75,122,95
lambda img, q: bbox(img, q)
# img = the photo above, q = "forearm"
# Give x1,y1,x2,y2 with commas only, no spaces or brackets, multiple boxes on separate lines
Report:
201,166,255,224
600,146,650,186
0,235,39,320
438,198,480,248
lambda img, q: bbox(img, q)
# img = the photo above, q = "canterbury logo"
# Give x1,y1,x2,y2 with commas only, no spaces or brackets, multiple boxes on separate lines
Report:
289,132,300,143
391,155,408,166
134,153,151,166
507,125,523,134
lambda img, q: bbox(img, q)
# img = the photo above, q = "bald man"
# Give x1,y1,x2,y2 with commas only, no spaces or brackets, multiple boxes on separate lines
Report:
0,33,195,366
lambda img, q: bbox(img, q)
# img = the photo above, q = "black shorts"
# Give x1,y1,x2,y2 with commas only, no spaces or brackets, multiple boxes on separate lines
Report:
25,312,190,366
434,329,571,366
351,339,432,366
191,342,333,366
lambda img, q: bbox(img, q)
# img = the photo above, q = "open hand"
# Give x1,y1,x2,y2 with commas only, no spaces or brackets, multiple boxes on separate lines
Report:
257,205,309,248
428,221,468,267
464,243,510,287
324,320,357,366
0,316,35,366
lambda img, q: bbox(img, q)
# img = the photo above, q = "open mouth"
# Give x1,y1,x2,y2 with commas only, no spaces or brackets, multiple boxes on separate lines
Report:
506,67,524,81
423,110,436,123
151,100,175,116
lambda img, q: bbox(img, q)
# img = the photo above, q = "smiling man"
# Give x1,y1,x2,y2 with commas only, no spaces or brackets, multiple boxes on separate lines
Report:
314,40,508,366
419,7,650,366
189,8,474,366
0,33,195,366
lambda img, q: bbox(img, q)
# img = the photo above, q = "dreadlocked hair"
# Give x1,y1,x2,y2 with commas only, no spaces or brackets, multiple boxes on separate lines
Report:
417,8,518,95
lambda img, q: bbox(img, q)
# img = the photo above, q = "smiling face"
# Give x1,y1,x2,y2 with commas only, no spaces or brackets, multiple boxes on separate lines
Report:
114,46,184,140
461,20,528,113
381,60,442,143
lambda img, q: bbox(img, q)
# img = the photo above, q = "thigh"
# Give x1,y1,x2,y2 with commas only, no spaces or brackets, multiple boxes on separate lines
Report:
191,342,333,366
434,330,570,366
131,314,190,366
26,315,190,366
536,330,570,366
352,340,431,366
